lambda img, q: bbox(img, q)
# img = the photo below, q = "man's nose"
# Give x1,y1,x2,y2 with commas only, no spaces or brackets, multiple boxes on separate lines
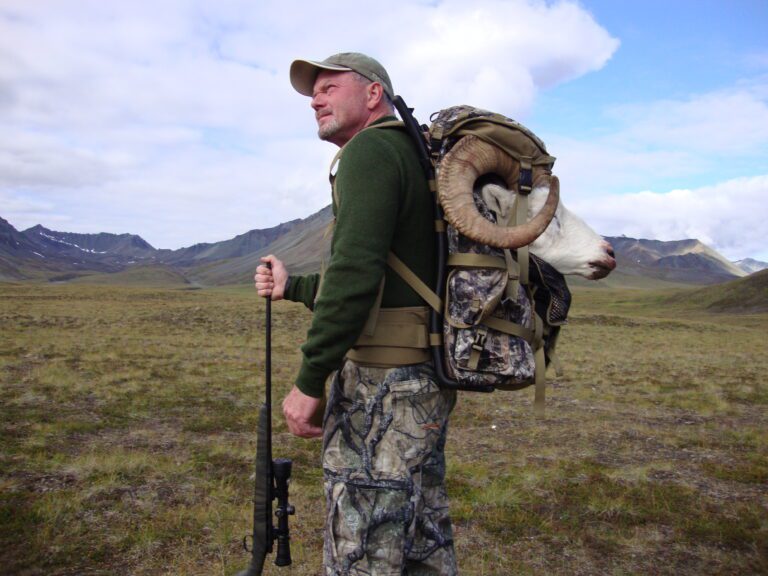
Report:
311,94,324,110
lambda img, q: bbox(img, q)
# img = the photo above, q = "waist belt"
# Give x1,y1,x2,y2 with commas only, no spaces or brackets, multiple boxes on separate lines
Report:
346,306,431,368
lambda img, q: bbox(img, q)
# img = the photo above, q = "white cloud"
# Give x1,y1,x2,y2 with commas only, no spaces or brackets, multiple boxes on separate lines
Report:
548,135,706,198
569,175,768,261
393,0,619,113
4,134,335,248
609,87,768,153
1,0,764,265
0,0,619,248
545,81,768,218
547,82,768,261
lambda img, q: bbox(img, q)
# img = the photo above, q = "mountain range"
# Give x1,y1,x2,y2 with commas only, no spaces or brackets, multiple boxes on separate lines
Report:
733,258,768,275
1,209,765,287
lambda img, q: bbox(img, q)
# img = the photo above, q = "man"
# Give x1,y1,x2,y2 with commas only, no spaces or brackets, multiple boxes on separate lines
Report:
254,52,457,575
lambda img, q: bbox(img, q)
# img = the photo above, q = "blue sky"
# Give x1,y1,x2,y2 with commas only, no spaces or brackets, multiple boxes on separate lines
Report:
1,0,767,261
531,0,768,190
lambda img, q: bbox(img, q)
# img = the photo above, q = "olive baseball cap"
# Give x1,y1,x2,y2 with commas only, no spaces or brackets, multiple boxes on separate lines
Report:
290,52,394,99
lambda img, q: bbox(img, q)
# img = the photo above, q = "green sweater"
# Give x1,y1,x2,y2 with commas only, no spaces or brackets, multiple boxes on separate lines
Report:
284,116,435,397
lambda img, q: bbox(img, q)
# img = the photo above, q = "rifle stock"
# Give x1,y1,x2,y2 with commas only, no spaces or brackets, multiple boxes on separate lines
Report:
237,277,294,576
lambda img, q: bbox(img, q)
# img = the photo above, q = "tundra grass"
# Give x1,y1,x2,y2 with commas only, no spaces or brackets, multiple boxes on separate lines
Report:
1,282,766,575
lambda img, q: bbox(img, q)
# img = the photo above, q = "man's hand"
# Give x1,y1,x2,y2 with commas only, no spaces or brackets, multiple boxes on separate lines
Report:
254,255,288,300
282,385,324,438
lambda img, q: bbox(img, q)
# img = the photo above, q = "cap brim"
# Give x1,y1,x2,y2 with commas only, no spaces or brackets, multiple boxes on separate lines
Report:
290,59,352,96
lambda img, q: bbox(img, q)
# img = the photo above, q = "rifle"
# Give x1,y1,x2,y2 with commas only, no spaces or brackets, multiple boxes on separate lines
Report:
236,270,294,575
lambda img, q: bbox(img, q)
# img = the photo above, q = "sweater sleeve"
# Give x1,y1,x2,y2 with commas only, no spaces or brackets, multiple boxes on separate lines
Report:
283,273,320,310
294,129,403,397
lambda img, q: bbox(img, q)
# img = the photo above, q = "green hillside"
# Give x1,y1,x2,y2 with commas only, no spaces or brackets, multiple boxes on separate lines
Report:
567,269,694,290
2,282,765,575
664,269,768,313
186,209,331,285
66,264,193,288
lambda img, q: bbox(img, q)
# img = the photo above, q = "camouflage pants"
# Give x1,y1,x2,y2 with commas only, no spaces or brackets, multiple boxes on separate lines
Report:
322,359,458,576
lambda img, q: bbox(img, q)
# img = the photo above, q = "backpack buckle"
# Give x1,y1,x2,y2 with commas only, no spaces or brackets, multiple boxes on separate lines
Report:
472,326,488,352
468,326,489,370
519,158,533,195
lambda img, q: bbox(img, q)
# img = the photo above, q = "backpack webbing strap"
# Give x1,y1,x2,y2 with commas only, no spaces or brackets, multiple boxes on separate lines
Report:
354,307,431,348
318,148,347,307
330,119,407,207
534,346,546,418
362,278,386,337
385,251,444,349
544,324,564,377
510,176,547,417
503,249,520,300
372,120,407,130
447,253,507,269
467,325,488,370
347,346,430,367
480,316,535,342
386,251,442,313
515,191,530,287
349,306,431,367
531,311,546,418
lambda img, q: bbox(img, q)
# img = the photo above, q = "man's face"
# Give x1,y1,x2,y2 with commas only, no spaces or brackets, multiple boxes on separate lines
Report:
311,70,371,146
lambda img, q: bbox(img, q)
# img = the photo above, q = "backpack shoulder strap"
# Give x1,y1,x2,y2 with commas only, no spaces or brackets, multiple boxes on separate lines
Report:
329,120,406,208
386,251,442,313
370,120,406,130
327,119,409,336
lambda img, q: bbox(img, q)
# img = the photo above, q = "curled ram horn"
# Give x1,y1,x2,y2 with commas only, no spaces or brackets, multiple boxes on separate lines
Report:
437,134,560,248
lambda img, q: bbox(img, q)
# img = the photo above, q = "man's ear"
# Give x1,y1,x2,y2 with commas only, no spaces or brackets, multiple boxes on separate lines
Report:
366,82,384,110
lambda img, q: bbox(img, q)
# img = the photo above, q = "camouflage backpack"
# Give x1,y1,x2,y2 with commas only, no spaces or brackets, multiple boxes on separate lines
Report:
384,104,570,414
342,103,570,414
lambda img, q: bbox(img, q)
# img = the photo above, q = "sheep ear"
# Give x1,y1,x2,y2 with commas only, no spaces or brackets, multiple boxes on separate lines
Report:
481,184,514,226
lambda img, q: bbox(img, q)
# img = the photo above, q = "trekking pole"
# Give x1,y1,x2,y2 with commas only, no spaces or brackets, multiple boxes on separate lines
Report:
236,263,294,575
